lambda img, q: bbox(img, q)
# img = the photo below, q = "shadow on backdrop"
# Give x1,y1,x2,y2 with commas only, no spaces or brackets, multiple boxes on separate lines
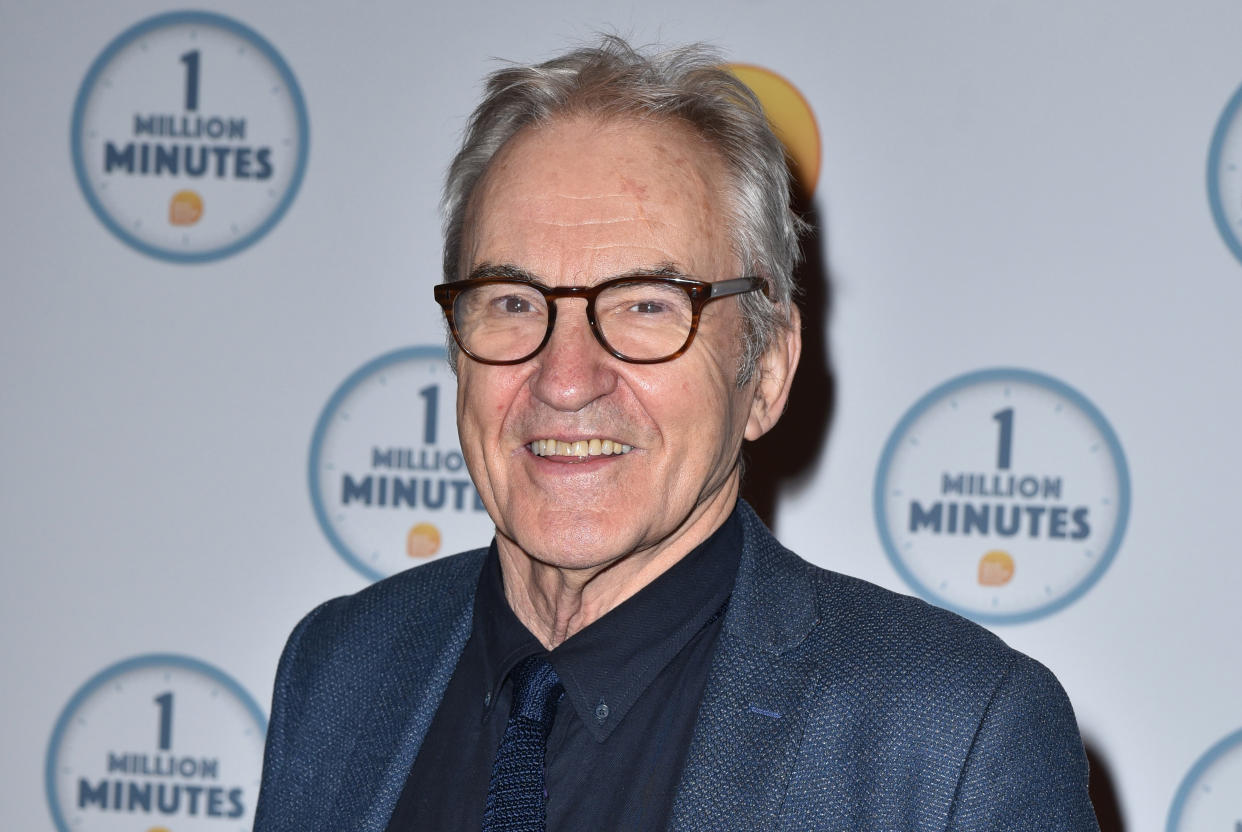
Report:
743,197,835,527
1085,741,1126,831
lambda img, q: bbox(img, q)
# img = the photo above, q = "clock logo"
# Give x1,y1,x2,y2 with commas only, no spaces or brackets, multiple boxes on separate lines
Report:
71,11,309,262
874,368,1130,623
1167,727,1242,831
45,654,266,832
308,346,492,581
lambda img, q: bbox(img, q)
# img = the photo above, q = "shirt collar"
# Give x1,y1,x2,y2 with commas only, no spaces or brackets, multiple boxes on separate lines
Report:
474,505,742,741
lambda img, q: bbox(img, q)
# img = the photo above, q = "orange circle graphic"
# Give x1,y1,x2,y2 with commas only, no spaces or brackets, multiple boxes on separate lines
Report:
406,522,442,558
726,63,821,199
169,189,203,226
978,550,1016,587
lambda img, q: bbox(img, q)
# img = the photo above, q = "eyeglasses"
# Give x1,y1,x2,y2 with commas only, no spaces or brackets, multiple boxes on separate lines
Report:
434,274,767,365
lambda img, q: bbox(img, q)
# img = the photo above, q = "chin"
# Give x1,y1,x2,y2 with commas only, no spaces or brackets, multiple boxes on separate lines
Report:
505,506,650,570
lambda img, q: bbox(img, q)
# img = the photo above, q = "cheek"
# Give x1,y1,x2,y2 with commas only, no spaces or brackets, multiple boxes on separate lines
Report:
457,365,528,442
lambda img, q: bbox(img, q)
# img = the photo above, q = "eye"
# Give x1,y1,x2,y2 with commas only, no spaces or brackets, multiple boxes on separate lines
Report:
629,300,666,314
500,295,532,314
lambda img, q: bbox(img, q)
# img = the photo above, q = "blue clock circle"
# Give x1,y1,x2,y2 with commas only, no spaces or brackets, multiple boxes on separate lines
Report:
308,345,491,582
1167,727,1242,831
1208,77,1242,267
873,367,1130,624
45,653,267,832
71,11,309,262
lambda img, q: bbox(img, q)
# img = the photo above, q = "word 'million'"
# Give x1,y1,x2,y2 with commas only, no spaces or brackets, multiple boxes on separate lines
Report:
134,114,247,140
108,752,219,779
941,473,1063,500
371,446,468,472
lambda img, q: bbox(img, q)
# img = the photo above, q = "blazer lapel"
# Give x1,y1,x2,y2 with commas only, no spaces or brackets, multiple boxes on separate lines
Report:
322,583,476,832
670,503,822,832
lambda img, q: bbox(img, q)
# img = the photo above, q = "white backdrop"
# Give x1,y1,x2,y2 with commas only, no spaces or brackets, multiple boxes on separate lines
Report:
4,1,1241,829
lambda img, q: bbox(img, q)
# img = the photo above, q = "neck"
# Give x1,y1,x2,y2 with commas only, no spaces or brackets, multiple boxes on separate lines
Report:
496,484,739,649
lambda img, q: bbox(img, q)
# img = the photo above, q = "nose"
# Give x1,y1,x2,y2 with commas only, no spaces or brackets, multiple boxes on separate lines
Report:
528,299,618,412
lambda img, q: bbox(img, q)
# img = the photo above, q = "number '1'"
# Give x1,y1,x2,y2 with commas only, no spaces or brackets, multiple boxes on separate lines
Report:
180,50,200,111
992,408,1013,470
154,691,173,751
419,385,438,445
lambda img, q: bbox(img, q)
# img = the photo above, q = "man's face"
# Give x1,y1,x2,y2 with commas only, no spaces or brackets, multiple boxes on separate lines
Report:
456,116,780,572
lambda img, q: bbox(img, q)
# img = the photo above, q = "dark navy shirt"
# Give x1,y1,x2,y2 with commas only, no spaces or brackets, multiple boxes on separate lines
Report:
385,508,741,831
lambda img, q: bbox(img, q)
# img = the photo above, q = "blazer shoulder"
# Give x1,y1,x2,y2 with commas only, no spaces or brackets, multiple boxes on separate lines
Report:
256,550,487,832
283,548,488,673
736,503,1029,698
817,567,1017,675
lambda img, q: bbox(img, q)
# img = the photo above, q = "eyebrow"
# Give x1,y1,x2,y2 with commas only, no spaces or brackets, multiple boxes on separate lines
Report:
465,262,691,284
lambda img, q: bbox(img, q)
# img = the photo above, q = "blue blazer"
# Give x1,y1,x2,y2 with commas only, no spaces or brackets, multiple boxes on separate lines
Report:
255,503,1098,831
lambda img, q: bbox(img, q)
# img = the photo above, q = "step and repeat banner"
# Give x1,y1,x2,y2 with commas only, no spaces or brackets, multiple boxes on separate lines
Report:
3,2,1240,830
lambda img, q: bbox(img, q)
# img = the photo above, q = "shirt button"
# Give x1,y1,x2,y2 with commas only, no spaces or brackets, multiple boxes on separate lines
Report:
595,702,610,721
484,691,492,707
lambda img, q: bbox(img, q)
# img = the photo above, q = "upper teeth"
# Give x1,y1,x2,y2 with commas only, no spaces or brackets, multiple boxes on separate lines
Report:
529,438,633,458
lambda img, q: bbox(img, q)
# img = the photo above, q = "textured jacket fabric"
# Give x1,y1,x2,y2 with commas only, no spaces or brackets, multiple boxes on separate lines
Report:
254,502,1099,831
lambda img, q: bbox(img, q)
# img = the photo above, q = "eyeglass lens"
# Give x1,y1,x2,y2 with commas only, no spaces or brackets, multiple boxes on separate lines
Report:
452,280,695,362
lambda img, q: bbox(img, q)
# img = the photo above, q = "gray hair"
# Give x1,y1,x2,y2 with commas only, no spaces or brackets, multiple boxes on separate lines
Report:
442,35,804,383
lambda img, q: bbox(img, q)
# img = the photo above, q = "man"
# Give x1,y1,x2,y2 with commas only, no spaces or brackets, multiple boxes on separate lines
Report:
255,37,1099,831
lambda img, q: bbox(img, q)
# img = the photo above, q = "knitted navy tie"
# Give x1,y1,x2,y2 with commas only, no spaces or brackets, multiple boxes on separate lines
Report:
482,655,564,832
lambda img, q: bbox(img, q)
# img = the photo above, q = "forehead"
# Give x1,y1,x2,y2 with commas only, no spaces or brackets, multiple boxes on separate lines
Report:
463,115,736,280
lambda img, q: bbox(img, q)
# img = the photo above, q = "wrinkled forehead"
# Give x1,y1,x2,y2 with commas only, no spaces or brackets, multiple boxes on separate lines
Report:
459,115,737,281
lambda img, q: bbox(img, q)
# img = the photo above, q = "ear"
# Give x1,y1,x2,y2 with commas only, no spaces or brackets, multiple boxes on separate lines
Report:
745,304,802,441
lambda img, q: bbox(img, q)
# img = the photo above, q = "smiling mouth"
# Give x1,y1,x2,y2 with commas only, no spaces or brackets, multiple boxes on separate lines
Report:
528,438,634,458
